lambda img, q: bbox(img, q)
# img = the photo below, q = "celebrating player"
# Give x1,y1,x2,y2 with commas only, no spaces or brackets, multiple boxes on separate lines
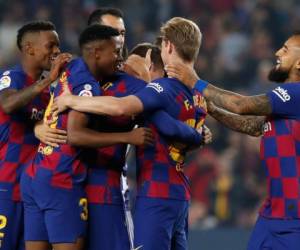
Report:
166,32,300,250
0,21,70,250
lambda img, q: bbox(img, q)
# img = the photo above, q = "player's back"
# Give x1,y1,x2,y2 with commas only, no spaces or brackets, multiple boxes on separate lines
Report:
135,77,207,201
0,66,49,201
26,58,101,190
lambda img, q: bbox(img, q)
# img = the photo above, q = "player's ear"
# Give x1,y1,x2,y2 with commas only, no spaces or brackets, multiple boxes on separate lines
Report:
166,41,173,55
24,42,35,56
295,59,300,70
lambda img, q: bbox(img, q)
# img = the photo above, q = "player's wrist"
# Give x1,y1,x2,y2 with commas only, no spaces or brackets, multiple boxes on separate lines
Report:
195,79,208,92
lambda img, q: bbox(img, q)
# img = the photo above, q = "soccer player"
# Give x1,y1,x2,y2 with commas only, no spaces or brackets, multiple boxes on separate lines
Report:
0,21,70,250
166,32,300,250
88,7,127,60
53,17,207,250
21,24,155,250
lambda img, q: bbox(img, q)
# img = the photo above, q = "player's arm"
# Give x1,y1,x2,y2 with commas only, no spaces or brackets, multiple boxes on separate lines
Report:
0,53,71,114
150,110,204,146
54,94,143,116
53,81,167,116
165,62,272,116
207,101,265,137
67,110,154,147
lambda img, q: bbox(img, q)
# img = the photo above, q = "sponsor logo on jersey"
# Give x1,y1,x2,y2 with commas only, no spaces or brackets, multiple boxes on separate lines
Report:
147,82,164,93
272,87,291,102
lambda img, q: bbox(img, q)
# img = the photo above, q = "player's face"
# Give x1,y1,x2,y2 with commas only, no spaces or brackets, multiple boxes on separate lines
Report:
269,36,300,83
96,37,122,76
101,14,126,48
32,30,60,71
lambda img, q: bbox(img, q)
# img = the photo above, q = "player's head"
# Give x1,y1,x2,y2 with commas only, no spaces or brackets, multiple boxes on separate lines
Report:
79,24,122,77
130,42,166,80
87,8,125,46
269,32,300,83
17,21,60,71
160,17,202,66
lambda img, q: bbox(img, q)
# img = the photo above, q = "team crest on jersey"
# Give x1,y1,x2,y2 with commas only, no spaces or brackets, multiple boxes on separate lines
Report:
0,75,11,91
79,89,92,96
272,87,290,102
147,82,164,93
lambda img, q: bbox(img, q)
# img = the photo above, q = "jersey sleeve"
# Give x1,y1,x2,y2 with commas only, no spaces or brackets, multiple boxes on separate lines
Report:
70,72,101,97
266,84,300,118
150,110,202,145
133,81,169,112
0,71,22,93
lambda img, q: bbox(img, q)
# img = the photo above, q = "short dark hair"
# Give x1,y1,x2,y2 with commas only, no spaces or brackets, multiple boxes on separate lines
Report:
130,43,164,70
79,24,120,48
17,21,56,51
87,7,124,25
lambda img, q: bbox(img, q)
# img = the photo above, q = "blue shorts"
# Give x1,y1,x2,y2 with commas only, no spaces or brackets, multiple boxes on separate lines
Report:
87,203,129,250
247,215,300,250
0,199,24,250
21,174,87,244
134,197,189,250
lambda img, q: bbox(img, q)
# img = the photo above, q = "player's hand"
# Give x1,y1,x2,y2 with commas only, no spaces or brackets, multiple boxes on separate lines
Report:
127,127,154,146
51,90,72,117
123,53,151,82
201,125,213,145
165,62,199,88
34,120,67,147
48,53,72,82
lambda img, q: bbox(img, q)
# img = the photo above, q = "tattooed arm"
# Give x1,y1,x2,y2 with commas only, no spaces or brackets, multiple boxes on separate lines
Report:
208,101,266,137
164,62,272,116
203,84,272,116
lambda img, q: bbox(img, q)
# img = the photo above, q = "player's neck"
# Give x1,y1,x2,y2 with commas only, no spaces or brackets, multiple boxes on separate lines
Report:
285,72,300,83
21,59,43,81
85,60,103,82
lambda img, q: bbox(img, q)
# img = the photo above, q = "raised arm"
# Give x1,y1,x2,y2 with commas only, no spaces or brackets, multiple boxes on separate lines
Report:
203,84,272,116
0,53,71,114
165,62,272,116
207,101,265,137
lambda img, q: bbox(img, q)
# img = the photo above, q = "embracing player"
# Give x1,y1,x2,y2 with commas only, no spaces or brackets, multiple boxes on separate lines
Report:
166,32,300,250
0,21,70,250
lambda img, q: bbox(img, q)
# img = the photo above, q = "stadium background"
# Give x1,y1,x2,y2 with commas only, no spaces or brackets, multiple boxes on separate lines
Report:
0,0,299,249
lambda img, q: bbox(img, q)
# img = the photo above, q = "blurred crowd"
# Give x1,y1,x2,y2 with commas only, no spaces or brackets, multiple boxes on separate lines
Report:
1,0,299,228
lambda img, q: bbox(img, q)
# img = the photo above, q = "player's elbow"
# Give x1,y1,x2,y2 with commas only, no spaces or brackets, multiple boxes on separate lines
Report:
0,103,15,114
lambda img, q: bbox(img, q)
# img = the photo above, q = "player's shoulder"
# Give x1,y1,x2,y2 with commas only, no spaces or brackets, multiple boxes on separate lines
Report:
270,83,300,101
146,77,178,92
117,71,147,87
0,65,26,91
65,57,97,86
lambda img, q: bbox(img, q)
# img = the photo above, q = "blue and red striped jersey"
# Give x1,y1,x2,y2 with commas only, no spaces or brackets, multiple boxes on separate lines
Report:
260,83,300,219
134,78,207,201
0,65,49,201
26,58,101,189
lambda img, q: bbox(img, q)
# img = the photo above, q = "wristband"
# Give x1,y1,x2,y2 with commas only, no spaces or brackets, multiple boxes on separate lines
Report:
195,79,208,93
